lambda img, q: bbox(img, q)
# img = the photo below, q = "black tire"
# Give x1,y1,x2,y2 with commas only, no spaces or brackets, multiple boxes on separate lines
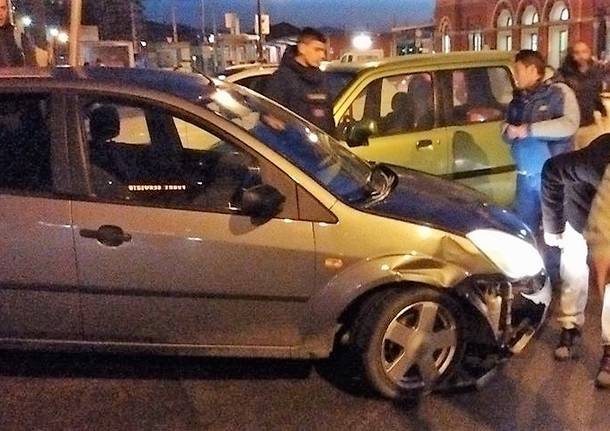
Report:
351,286,465,399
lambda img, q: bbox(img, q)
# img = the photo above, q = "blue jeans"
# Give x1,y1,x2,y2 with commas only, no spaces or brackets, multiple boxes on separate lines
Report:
514,172,542,232
515,171,562,284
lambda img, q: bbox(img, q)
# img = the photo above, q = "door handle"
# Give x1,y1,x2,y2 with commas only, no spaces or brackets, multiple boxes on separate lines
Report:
416,139,434,150
80,225,132,247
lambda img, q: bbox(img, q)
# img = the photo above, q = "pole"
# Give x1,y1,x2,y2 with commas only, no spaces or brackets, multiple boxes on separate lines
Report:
256,0,263,61
130,1,137,52
201,0,206,38
69,0,82,66
172,2,178,43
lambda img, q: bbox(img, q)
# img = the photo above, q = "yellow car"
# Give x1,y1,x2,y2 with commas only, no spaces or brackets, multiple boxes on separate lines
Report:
330,51,517,206
232,52,519,205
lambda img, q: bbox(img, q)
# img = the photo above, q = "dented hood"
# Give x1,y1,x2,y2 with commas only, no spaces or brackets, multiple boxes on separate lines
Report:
359,165,531,240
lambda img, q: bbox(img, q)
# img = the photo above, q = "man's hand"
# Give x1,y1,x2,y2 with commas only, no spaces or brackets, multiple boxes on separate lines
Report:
544,232,564,248
506,124,529,140
591,251,610,297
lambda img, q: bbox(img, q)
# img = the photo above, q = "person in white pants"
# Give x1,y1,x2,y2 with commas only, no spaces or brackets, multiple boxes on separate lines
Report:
587,163,610,387
541,133,610,387
555,222,590,336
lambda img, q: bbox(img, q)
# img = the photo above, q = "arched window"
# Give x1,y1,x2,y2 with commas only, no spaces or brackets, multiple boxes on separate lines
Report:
522,5,540,26
549,1,570,22
497,9,513,28
496,9,514,51
439,18,451,53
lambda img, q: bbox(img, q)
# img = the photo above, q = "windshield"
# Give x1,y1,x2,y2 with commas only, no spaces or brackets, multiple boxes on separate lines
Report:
200,84,379,203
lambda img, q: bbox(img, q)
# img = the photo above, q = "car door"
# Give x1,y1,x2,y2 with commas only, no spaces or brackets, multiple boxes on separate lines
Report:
69,94,316,348
336,72,449,175
437,66,517,206
0,89,81,340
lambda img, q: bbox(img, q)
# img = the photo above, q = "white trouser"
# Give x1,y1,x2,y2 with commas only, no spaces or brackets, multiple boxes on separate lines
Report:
558,223,590,330
603,285,610,345
558,223,610,344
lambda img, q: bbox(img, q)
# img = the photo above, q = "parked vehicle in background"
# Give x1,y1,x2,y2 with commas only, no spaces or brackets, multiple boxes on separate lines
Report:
235,51,518,207
340,49,384,63
0,67,550,399
220,64,277,95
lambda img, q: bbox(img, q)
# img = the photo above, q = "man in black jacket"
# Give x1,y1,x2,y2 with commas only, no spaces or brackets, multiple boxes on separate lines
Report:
542,133,610,368
558,41,607,128
0,0,24,67
265,28,334,134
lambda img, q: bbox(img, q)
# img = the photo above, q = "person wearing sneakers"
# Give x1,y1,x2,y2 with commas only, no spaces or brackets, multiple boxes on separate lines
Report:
587,164,610,387
541,134,610,366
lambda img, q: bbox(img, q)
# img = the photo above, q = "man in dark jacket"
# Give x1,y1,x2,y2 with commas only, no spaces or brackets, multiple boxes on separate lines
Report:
558,41,607,127
0,0,27,67
265,28,334,134
541,134,610,378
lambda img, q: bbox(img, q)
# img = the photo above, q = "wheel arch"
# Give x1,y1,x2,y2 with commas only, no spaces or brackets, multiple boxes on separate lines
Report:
302,253,496,355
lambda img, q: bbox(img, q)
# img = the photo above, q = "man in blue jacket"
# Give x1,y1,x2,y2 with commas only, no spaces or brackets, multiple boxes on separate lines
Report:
504,50,580,232
265,28,334,134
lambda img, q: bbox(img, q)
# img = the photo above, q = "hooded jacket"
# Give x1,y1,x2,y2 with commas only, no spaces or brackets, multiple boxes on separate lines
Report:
558,59,606,127
542,133,610,234
265,46,335,134
503,81,580,175
0,23,25,67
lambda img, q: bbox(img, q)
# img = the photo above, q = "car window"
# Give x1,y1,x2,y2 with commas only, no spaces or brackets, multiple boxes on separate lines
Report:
114,106,150,145
200,86,376,204
235,75,270,94
81,99,261,213
339,72,434,137
0,93,53,193
444,67,512,125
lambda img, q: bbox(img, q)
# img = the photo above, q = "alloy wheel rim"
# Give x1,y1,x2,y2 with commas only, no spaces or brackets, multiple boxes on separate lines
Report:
381,301,458,390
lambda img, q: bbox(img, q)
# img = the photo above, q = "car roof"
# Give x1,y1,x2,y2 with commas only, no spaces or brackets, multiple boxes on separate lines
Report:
0,66,216,103
324,51,515,74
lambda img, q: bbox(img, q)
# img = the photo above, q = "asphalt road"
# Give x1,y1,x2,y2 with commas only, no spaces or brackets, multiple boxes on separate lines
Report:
1,291,610,431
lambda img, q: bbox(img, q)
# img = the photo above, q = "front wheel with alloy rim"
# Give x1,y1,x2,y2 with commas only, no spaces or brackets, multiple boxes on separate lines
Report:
352,287,465,399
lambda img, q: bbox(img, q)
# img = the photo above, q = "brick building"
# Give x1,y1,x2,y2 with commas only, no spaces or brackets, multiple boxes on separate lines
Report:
435,0,610,67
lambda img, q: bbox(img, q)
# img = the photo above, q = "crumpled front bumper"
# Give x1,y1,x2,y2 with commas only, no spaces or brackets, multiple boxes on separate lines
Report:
459,271,551,355
508,272,552,353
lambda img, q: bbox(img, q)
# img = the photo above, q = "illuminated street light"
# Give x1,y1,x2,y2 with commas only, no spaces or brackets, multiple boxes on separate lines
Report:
352,33,373,50
57,32,69,44
21,15,32,27
49,27,59,38
140,40,147,47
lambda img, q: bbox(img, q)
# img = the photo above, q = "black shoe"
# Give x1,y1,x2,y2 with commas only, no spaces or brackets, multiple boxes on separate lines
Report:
554,328,581,361
596,346,610,389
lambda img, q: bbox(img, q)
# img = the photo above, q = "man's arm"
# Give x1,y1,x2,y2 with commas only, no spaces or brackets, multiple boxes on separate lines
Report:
529,83,580,140
541,155,568,235
587,165,610,293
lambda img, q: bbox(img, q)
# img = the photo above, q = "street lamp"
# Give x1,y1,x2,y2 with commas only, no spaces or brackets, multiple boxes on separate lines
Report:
352,33,373,51
57,31,69,44
21,15,32,27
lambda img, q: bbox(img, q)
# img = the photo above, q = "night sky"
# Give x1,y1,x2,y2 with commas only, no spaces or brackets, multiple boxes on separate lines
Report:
144,0,435,31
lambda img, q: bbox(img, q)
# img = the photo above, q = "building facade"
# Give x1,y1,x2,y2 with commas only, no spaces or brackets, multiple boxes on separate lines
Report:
435,0,610,67
89,0,145,44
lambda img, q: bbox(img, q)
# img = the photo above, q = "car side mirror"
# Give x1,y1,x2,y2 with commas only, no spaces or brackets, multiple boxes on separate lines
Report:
344,119,378,148
241,184,285,219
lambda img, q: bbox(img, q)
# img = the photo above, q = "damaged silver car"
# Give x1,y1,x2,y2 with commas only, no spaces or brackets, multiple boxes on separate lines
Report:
0,68,550,399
